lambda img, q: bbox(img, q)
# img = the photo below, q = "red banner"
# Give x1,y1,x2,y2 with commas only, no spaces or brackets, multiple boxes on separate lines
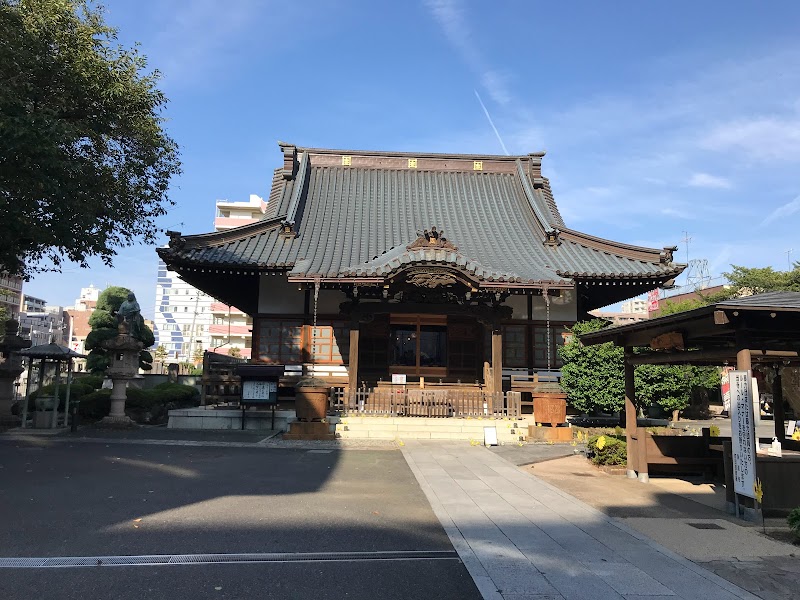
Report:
647,290,660,312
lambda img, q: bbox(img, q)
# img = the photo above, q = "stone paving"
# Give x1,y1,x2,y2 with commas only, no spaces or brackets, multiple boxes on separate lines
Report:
402,441,758,600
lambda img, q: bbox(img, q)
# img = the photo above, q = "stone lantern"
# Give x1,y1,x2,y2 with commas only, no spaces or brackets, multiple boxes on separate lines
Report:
0,320,32,422
99,321,143,427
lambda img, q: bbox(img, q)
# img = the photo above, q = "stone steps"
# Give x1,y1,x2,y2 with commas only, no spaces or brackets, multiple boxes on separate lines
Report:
331,416,531,441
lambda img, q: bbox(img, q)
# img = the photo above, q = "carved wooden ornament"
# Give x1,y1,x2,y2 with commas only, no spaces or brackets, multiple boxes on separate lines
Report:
407,272,458,288
650,331,685,351
406,226,458,251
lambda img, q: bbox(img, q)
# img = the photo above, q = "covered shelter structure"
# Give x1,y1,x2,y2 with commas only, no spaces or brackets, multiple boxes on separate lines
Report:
18,342,86,429
159,143,685,416
580,291,800,484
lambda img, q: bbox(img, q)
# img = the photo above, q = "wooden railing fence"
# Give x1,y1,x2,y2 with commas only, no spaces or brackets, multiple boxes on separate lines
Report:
330,388,521,418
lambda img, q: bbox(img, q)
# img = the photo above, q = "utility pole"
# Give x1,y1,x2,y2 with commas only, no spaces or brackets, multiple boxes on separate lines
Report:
786,248,793,267
187,293,201,363
680,231,692,288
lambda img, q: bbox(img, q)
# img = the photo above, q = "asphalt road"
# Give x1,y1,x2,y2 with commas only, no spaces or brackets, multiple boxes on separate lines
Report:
0,438,480,600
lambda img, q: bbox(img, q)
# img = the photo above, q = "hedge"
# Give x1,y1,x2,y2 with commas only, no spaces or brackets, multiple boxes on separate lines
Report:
586,434,627,466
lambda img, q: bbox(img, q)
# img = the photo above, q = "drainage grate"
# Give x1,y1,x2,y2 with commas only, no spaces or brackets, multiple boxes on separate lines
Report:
687,522,725,530
0,550,458,569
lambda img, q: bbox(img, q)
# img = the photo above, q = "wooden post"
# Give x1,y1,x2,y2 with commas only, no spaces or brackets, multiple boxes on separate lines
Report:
736,346,751,372
491,327,503,394
348,325,360,391
624,348,638,479
636,426,649,483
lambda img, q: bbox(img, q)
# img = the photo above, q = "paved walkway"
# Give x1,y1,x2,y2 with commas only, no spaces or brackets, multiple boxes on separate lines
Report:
402,441,757,600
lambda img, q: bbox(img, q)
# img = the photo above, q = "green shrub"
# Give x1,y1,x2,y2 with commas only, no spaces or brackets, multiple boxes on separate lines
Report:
74,375,104,390
78,390,111,419
27,382,94,411
586,434,627,466
74,383,200,423
152,382,200,404
788,507,800,541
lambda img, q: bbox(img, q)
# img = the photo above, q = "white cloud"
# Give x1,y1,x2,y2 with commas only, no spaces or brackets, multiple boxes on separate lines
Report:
701,117,800,162
760,195,800,227
423,0,513,107
687,172,732,189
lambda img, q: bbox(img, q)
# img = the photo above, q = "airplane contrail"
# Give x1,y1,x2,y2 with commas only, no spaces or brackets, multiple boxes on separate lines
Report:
474,89,509,156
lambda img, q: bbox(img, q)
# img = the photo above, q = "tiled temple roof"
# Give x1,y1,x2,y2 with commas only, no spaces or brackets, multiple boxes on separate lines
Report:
159,144,683,288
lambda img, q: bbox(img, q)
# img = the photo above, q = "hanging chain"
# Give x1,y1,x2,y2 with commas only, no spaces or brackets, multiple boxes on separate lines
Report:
544,287,552,372
311,278,320,366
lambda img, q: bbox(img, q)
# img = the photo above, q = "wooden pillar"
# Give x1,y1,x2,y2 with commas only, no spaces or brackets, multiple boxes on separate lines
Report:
636,426,649,483
773,366,785,441
624,348,638,479
491,327,503,394
736,347,751,372
348,325,360,390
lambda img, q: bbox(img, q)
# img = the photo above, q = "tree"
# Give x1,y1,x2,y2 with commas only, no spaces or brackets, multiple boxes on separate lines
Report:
722,264,800,296
154,344,168,361
84,286,154,373
227,347,242,358
0,305,7,336
0,0,181,278
192,347,204,364
558,319,625,415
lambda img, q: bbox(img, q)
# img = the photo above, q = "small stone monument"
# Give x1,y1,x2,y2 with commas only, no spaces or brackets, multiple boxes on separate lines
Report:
0,320,32,422
98,295,145,428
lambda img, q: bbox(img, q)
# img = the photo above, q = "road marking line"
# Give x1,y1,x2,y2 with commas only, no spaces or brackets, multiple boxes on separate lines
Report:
0,551,459,569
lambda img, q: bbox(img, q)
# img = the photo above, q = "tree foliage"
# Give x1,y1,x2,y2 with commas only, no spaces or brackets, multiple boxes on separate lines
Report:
559,320,625,414
561,318,721,418
722,264,800,296
0,305,7,336
84,286,153,373
154,344,168,361
0,0,181,277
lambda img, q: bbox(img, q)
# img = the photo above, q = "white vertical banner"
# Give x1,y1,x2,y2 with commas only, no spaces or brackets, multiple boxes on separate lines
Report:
730,370,756,498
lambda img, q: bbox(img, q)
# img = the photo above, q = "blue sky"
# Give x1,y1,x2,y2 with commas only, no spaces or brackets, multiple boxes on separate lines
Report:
24,0,800,318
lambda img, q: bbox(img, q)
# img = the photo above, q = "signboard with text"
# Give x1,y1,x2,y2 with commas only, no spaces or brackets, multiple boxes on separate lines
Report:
730,370,756,498
242,380,278,404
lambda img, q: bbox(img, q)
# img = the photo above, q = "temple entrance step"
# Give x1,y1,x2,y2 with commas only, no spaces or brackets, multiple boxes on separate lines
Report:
329,416,531,442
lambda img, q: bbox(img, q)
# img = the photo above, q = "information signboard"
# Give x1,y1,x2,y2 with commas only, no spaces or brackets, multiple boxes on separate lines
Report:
730,370,756,498
391,374,407,385
242,380,278,404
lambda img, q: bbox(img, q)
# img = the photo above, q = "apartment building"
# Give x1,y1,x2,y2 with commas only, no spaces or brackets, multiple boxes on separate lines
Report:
153,194,265,361
0,273,23,321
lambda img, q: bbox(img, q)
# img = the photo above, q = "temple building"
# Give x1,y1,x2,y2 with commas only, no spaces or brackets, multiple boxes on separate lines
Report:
158,143,684,393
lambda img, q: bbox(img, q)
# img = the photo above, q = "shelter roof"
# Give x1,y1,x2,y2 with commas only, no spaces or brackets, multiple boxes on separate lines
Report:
579,291,800,365
158,144,683,296
19,343,86,359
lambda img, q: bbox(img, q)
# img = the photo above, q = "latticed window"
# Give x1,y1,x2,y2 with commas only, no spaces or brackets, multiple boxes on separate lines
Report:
309,321,349,364
502,325,526,368
257,319,303,363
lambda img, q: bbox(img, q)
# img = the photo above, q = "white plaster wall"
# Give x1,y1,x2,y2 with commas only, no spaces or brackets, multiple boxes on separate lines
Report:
257,275,305,314
532,288,577,321
503,295,528,319
316,289,348,315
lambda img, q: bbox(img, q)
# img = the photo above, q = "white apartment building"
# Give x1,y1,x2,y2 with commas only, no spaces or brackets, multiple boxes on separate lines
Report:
153,194,266,362
620,297,648,314
153,259,214,362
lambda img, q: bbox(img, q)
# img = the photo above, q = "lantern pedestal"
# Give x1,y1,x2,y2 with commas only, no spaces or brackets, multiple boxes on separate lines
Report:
0,319,31,422
98,325,142,428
